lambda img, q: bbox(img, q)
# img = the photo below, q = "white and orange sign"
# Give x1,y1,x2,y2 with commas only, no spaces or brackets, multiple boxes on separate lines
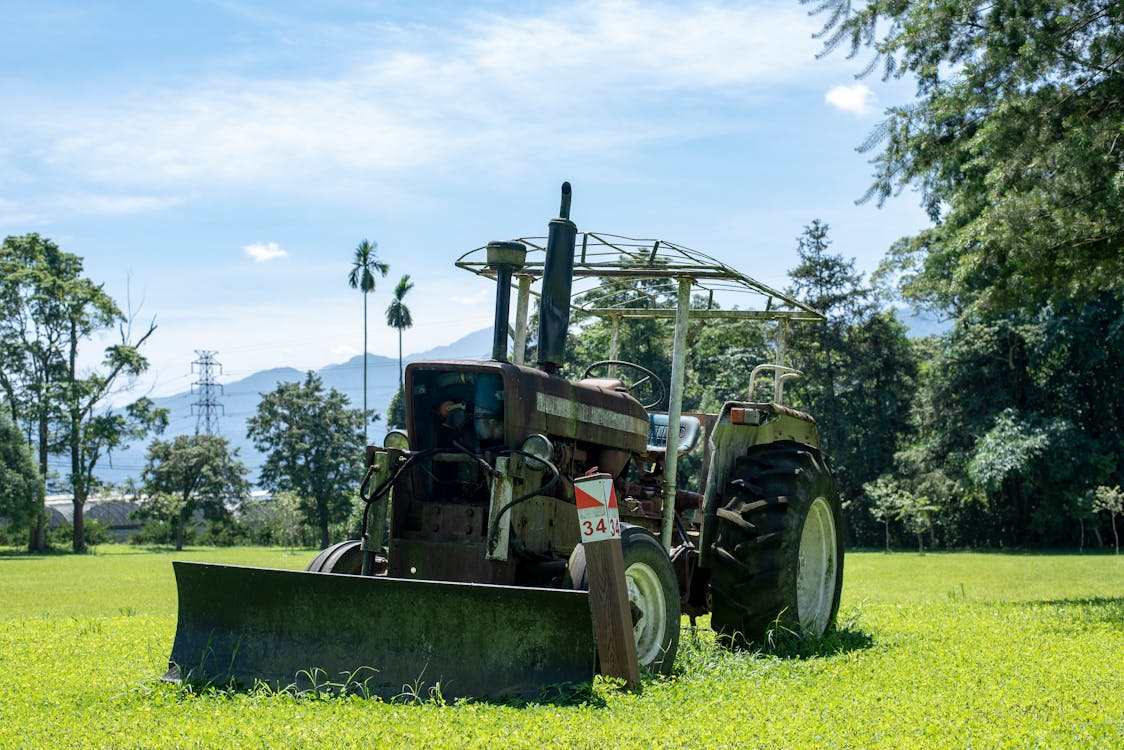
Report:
574,473,621,543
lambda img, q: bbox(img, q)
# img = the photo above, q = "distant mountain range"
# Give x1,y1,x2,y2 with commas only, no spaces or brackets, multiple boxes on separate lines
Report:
98,327,493,487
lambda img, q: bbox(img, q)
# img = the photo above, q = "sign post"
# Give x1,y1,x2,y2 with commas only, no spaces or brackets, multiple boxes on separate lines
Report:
574,473,641,688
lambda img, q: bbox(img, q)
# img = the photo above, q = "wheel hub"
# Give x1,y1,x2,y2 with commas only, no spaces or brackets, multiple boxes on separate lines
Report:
625,561,667,666
796,495,838,636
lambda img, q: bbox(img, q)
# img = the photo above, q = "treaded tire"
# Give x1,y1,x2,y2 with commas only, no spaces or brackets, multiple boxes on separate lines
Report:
306,540,364,574
709,441,844,646
566,524,681,675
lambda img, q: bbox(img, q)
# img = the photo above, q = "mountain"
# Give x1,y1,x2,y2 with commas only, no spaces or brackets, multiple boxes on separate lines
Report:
99,328,493,487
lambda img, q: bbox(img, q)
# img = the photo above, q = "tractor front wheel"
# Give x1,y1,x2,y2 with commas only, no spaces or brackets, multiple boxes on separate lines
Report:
709,441,844,646
566,524,680,675
306,540,387,575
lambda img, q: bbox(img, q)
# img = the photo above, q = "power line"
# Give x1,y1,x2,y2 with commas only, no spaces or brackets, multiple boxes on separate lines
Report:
190,350,225,436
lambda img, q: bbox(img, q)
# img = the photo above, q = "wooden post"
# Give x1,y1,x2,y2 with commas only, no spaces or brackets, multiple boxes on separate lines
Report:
574,473,641,688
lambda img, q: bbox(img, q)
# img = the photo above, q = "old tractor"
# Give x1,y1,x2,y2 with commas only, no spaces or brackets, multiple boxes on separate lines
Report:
167,183,844,699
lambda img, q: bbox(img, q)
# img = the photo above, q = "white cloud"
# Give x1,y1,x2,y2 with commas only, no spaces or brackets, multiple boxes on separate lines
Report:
7,1,824,194
825,83,878,116
242,241,289,263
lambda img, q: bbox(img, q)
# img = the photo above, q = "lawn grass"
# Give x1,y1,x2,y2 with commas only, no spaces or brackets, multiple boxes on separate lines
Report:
1,546,1122,748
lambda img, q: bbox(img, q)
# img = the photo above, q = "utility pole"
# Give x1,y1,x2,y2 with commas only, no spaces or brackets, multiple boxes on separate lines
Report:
190,350,224,436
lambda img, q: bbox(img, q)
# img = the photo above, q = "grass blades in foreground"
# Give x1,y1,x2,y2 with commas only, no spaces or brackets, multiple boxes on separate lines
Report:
0,547,1121,748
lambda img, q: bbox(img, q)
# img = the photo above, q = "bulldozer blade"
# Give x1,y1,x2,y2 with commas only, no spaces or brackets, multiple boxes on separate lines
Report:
165,561,596,701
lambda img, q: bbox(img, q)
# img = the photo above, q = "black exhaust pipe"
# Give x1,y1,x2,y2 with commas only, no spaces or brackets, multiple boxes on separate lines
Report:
485,241,528,361
537,182,577,374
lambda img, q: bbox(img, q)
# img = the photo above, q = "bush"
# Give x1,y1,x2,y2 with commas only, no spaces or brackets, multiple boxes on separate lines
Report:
195,519,248,547
129,518,179,546
0,518,23,547
239,491,318,548
47,518,110,548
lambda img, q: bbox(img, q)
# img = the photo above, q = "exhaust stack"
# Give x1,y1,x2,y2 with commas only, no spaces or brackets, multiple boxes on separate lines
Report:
485,241,528,361
537,182,577,374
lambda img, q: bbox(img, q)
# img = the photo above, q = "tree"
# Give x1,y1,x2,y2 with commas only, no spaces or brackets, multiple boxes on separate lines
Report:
246,372,366,548
864,475,902,552
0,234,78,549
139,434,250,551
0,410,42,538
386,386,406,430
808,0,1124,313
347,239,388,444
62,319,167,552
1067,492,1102,552
1092,485,1123,554
0,234,165,551
785,221,917,540
385,274,414,392
785,221,875,438
863,475,939,554
72,398,168,550
240,490,316,548
896,490,940,555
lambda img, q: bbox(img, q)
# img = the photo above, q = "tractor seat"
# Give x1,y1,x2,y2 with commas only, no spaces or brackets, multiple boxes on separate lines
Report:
646,413,701,456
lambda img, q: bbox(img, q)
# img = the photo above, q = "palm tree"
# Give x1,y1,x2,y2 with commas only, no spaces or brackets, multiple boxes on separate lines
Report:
347,239,388,443
385,275,414,396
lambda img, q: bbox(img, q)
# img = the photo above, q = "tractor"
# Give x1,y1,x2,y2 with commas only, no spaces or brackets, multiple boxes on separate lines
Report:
166,183,844,698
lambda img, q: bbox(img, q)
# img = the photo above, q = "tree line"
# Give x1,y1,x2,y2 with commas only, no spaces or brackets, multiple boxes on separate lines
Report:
2,222,1121,552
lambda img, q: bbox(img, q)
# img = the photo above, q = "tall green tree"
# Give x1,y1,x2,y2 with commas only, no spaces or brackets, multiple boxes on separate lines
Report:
385,274,414,392
246,372,366,548
808,0,1124,313
347,239,388,445
0,410,42,538
139,434,250,551
0,234,77,549
386,386,406,430
786,219,875,408
1092,485,1123,554
785,222,918,542
61,314,166,552
0,234,166,551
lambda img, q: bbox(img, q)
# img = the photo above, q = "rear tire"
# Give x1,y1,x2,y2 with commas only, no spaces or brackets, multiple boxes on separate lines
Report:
566,525,680,675
709,441,843,646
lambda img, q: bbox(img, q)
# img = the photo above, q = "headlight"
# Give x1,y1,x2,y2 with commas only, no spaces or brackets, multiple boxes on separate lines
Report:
520,433,553,469
383,429,410,451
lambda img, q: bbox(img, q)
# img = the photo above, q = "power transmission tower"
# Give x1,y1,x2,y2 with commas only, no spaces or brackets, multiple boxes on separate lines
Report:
191,350,224,435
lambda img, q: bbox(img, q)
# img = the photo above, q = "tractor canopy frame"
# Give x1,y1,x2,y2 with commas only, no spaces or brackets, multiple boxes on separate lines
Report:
456,233,825,548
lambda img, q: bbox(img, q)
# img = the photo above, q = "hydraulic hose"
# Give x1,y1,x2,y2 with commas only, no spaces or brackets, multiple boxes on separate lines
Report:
356,446,561,570
486,449,561,552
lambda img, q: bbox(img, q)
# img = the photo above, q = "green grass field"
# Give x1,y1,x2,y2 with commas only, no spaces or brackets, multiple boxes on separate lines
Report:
1,546,1122,748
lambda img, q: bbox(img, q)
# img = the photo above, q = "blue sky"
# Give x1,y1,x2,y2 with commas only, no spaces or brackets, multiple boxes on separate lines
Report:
1,0,928,398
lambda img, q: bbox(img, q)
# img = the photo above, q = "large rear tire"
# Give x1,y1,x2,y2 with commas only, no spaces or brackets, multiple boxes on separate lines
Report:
566,525,680,675
709,441,843,646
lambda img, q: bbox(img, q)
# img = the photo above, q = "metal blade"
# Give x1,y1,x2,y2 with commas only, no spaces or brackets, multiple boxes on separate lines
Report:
165,561,596,700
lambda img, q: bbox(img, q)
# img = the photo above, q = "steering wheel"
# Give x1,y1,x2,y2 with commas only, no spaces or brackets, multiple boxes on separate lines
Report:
581,360,666,410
